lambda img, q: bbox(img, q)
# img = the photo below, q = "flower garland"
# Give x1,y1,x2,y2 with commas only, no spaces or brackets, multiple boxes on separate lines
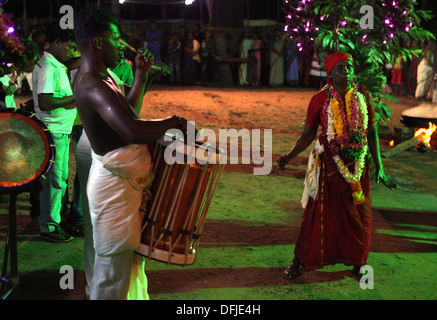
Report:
325,84,369,205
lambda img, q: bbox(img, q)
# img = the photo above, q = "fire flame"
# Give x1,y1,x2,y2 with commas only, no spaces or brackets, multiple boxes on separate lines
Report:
389,140,394,147
415,122,437,148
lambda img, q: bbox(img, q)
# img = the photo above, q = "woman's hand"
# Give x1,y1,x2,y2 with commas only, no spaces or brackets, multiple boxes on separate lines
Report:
277,154,290,170
375,166,397,189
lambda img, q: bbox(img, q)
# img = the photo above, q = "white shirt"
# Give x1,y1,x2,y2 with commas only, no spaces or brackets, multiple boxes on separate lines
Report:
32,51,77,134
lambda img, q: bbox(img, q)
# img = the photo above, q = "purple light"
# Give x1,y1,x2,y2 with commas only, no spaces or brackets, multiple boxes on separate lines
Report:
320,16,325,21
340,21,347,27
389,33,394,38
402,10,407,15
385,18,390,24
405,27,410,32
7,26,14,34
383,40,387,44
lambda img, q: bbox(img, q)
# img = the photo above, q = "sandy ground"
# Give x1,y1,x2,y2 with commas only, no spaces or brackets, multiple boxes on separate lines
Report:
1,86,437,304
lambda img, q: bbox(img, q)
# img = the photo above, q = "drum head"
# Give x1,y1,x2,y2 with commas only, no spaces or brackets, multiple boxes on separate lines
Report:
0,108,55,194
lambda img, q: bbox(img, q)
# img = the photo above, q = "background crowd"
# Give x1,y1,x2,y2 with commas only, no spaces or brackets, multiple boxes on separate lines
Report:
2,17,437,106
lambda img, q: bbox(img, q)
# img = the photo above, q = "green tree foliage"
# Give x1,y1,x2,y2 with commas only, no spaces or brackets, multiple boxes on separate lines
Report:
283,0,435,126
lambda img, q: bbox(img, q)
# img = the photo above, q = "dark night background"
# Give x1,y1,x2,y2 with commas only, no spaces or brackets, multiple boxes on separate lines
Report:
1,0,284,22
2,0,437,33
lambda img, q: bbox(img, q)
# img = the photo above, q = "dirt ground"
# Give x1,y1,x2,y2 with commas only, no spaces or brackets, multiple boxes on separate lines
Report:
1,85,437,303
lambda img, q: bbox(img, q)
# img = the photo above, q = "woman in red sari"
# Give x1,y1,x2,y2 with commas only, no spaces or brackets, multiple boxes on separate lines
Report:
277,52,396,279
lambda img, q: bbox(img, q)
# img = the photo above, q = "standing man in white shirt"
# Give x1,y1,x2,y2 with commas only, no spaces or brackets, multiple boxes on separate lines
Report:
32,23,77,243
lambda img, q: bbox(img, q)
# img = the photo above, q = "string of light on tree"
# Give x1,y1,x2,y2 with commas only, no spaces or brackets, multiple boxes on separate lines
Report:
282,0,420,49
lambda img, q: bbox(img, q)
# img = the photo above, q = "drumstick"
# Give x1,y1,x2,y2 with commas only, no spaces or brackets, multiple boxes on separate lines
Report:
119,38,169,74
119,38,137,53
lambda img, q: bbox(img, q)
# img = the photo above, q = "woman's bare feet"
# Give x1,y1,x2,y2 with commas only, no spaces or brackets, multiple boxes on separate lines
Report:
282,257,301,280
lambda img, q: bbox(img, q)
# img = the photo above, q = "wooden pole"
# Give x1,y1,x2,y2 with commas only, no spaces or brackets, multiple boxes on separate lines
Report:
382,132,425,158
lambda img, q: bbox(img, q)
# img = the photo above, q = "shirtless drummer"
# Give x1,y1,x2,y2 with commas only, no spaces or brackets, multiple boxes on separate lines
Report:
73,7,188,300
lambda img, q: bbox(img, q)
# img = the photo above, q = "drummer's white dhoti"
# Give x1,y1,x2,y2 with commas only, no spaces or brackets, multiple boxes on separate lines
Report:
87,145,152,300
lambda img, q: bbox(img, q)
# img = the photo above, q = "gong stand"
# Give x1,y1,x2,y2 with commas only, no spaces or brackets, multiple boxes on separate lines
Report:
1,190,23,300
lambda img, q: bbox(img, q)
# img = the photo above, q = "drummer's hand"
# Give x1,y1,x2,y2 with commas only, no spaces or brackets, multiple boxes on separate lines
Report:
376,166,396,189
172,114,188,132
135,48,154,73
172,115,200,140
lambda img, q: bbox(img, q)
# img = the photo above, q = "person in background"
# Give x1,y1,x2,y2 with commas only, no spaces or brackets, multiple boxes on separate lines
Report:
0,67,18,108
391,55,403,96
201,29,220,85
182,31,201,85
32,22,77,243
168,32,182,85
269,29,285,87
285,37,299,87
309,41,328,89
144,21,164,62
246,49,259,86
238,31,254,86
252,31,265,86
415,41,436,101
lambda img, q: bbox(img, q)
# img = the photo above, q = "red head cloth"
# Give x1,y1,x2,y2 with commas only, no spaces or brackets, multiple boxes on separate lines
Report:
324,52,354,86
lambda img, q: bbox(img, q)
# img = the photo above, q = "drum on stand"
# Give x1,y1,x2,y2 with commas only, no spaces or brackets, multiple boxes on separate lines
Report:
0,108,55,193
136,134,225,265
0,108,55,299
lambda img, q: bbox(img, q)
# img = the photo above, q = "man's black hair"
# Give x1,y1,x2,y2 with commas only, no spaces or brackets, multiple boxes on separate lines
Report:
74,6,121,50
46,21,75,44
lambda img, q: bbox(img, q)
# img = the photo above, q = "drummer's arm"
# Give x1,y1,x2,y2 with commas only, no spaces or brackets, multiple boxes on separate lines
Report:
126,70,149,116
126,50,155,116
90,81,184,144
38,93,75,111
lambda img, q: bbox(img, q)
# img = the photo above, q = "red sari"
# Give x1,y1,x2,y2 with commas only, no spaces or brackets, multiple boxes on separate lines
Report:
294,86,375,269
